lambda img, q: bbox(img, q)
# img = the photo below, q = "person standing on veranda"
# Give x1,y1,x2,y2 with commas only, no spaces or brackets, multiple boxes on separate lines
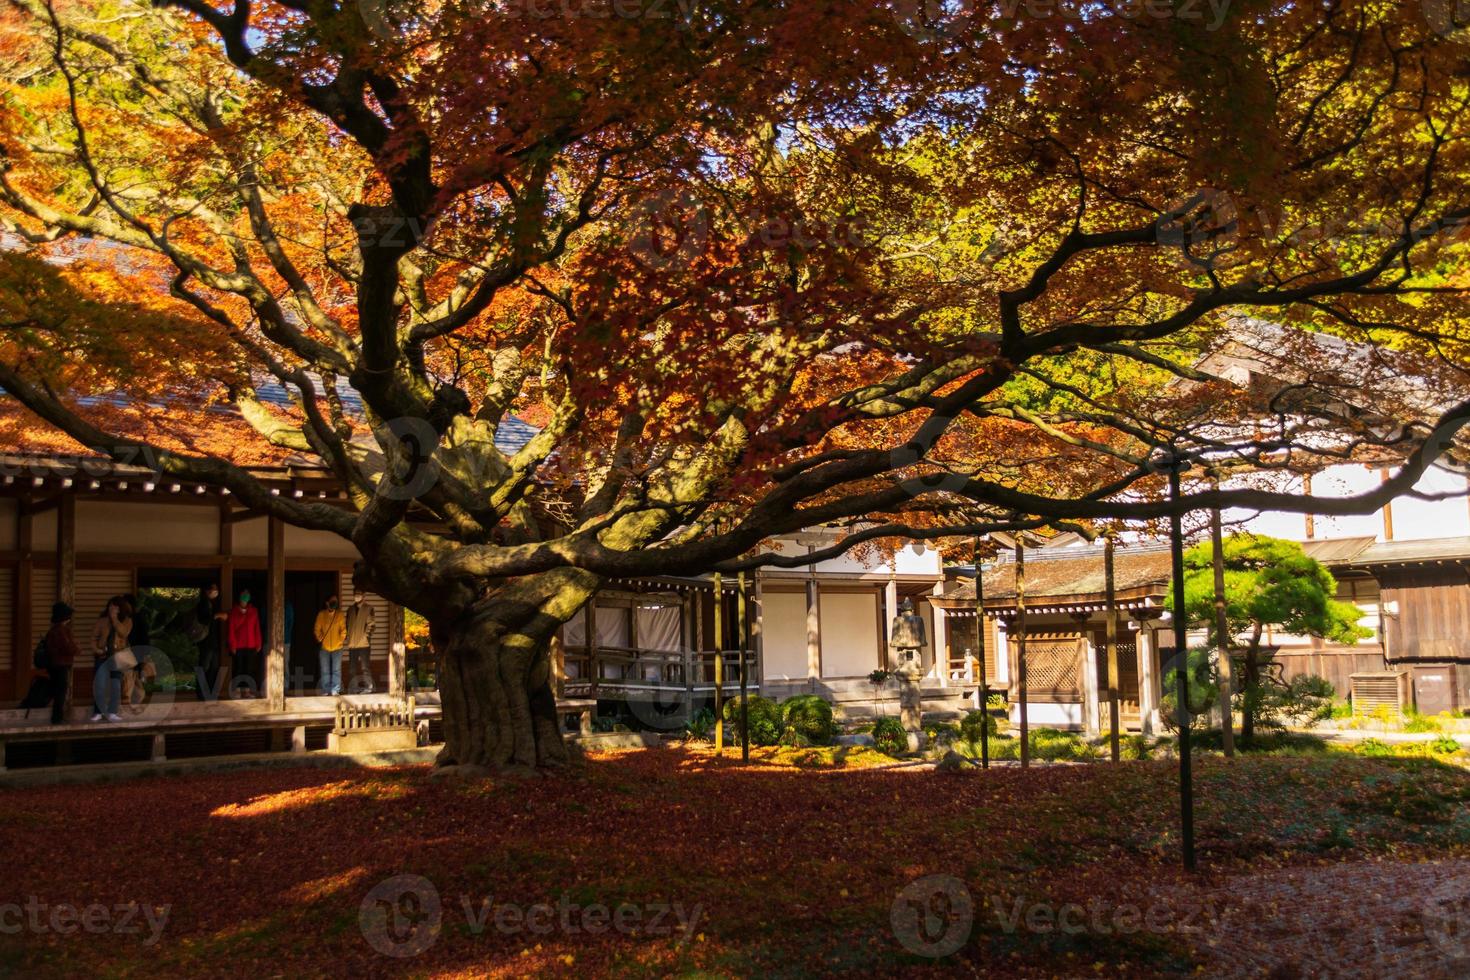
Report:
90,596,134,722
226,590,262,699
314,595,347,696
345,595,377,694
43,602,80,724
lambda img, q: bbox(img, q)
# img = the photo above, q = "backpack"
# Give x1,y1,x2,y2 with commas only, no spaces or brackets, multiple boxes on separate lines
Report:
32,636,49,671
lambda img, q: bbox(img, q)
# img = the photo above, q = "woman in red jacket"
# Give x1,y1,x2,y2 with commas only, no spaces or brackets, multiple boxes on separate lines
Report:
227,590,262,698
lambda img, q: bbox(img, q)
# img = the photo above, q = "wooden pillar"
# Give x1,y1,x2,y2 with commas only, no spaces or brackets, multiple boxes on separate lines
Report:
1380,468,1394,540
13,505,33,700
713,572,724,754
804,578,821,685
56,494,76,606
1303,472,1315,540
1016,541,1029,768
1078,612,1100,737
217,498,234,701
265,515,286,710
56,493,77,715
388,604,408,698
1210,507,1235,757
1104,537,1121,761
883,577,899,670
586,599,599,702
974,537,990,768
1137,617,1159,736
738,571,749,763
751,575,765,695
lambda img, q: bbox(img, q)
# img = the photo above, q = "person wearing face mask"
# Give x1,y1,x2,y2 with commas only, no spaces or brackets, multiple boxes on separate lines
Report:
193,583,228,701
226,589,262,698
313,595,347,696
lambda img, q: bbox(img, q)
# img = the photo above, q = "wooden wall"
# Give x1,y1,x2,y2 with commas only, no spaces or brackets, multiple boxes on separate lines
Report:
1381,566,1470,662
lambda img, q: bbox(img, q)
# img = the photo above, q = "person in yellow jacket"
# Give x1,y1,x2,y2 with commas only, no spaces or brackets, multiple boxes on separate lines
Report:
313,596,348,695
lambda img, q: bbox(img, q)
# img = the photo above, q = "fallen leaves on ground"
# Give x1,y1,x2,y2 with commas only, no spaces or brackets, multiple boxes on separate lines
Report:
2,748,1469,978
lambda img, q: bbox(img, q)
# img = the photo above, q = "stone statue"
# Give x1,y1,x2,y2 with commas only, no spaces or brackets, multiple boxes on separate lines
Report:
889,597,927,664
890,597,926,732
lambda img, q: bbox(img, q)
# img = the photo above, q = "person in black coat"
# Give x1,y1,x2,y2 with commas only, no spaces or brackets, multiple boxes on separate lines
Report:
195,584,225,701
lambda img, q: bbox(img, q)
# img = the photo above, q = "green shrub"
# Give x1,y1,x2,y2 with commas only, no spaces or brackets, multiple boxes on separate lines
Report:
871,717,908,756
926,722,962,743
1121,734,1152,760
1405,711,1444,734
986,735,1020,760
781,694,836,745
1160,648,1219,732
778,726,813,748
1430,734,1462,755
960,708,1006,742
1329,701,1354,720
684,707,715,740
1356,737,1393,757
1271,674,1337,726
722,695,783,746
1028,728,1093,761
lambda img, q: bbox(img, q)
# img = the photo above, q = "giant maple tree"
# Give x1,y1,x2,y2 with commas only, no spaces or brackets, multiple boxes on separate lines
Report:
2,0,1469,770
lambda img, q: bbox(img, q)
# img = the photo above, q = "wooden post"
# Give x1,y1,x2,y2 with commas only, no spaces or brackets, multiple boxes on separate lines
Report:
388,604,407,699
738,570,749,763
804,577,821,686
56,494,76,606
1016,540,1029,769
1105,536,1121,763
1136,615,1159,735
684,592,698,724
13,505,33,701
974,537,990,769
265,515,287,710
751,576,765,699
217,498,234,701
883,577,899,670
1210,506,1236,758
1380,468,1394,540
56,494,76,716
713,572,724,754
586,599,599,703
1303,472,1315,540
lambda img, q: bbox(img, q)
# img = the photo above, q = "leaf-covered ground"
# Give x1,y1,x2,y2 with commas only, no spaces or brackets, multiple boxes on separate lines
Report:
3,747,1470,978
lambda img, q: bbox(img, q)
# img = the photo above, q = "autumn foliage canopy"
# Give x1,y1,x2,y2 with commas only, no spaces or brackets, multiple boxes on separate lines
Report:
2,0,1469,764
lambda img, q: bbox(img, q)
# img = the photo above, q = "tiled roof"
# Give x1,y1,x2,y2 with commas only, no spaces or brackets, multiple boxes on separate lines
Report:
943,548,1173,605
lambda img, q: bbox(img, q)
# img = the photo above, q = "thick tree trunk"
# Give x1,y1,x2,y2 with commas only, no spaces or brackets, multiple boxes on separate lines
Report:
433,610,569,772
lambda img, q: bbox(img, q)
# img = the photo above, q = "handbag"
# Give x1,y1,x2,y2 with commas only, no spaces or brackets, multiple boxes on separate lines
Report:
113,646,137,671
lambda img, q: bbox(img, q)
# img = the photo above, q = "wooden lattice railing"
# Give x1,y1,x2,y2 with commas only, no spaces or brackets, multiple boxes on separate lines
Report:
333,696,416,735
